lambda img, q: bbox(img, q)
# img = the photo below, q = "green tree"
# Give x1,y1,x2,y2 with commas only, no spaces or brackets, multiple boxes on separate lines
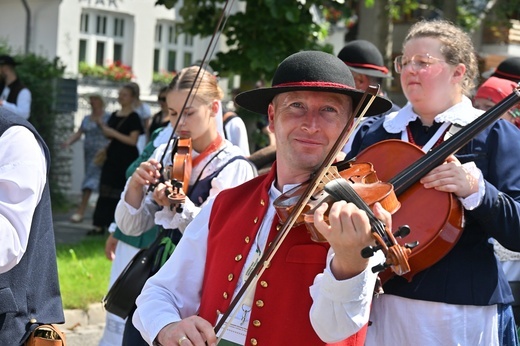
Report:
156,0,520,85
156,0,341,87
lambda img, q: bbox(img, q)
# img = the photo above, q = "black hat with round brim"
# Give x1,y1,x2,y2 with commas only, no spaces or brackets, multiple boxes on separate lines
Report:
337,40,393,79
235,50,392,117
491,57,520,83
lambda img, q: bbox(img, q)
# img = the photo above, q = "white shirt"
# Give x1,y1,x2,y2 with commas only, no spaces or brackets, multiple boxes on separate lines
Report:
132,181,383,345
115,139,256,234
0,126,46,273
1,87,32,120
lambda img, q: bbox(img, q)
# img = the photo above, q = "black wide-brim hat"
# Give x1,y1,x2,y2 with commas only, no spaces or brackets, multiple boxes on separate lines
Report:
235,50,392,117
337,40,392,79
490,57,520,83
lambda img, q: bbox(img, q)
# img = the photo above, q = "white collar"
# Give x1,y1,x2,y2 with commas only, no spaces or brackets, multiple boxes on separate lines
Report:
383,96,482,134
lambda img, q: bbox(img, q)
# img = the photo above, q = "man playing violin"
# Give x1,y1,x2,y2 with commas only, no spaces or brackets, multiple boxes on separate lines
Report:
345,20,520,345
130,50,394,346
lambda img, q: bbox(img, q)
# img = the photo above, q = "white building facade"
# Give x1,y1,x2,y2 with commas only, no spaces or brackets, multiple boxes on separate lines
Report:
0,0,246,96
0,0,346,195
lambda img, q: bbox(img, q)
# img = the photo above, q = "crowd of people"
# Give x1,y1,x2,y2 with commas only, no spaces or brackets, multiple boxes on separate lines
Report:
3,16,520,346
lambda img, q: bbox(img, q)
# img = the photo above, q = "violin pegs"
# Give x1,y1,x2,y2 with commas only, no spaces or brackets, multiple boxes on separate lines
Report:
405,241,419,249
393,225,411,238
361,245,382,259
371,262,390,273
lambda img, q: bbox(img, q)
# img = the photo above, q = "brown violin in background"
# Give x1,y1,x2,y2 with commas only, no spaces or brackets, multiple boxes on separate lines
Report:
165,137,192,206
351,86,520,283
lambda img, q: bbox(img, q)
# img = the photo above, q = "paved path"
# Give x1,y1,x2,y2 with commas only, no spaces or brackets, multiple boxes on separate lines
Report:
53,200,106,345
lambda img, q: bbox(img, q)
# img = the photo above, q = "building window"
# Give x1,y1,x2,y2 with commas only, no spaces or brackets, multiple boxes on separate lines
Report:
80,13,89,33
79,10,132,69
96,41,105,65
114,18,125,37
168,50,177,72
79,40,87,62
168,25,175,44
153,49,160,72
155,20,198,73
114,43,123,63
183,52,192,67
184,33,193,47
175,23,182,44
96,15,107,35
155,24,163,43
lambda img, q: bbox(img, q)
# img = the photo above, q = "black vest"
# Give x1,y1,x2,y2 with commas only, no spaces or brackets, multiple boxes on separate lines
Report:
0,79,26,105
0,109,64,345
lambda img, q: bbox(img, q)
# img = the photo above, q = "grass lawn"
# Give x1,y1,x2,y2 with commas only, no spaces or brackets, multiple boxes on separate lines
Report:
56,236,112,310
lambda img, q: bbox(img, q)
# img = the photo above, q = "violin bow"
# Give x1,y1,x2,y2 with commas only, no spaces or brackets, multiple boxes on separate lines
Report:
214,85,380,338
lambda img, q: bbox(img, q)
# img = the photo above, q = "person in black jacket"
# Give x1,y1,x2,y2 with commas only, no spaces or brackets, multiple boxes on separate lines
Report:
0,55,31,119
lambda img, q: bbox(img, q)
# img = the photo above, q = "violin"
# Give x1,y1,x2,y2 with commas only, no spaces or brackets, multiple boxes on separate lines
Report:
147,137,192,208
351,86,520,282
165,137,192,205
274,162,415,276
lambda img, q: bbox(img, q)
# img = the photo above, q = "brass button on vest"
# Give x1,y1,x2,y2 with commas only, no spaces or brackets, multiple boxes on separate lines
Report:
250,338,258,345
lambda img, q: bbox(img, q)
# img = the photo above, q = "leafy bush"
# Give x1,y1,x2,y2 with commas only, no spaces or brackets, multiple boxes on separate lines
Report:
79,60,134,82
153,70,177,86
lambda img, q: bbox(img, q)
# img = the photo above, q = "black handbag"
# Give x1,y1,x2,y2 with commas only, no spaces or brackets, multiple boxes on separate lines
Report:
102,228,177,319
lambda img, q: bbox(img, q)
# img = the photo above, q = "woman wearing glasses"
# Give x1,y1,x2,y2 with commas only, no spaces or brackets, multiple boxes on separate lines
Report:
344,20,520,345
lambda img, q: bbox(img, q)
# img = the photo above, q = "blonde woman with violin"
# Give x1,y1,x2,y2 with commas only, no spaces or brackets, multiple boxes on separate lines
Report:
343,20,520,345
113,65,257,346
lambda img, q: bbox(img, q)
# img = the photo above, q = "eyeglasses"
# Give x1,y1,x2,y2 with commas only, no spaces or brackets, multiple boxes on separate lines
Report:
394,54,445,74
158,97,166,102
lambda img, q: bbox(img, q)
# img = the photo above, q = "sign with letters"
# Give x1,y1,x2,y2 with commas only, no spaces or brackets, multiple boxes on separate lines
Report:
79,0,119,8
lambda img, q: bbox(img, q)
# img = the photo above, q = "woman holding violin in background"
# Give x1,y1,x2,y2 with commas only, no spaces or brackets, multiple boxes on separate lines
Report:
114,65,257,345
344,19,520,345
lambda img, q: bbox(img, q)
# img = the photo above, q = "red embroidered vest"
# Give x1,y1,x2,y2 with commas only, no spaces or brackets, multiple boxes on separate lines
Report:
199,164,367,345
